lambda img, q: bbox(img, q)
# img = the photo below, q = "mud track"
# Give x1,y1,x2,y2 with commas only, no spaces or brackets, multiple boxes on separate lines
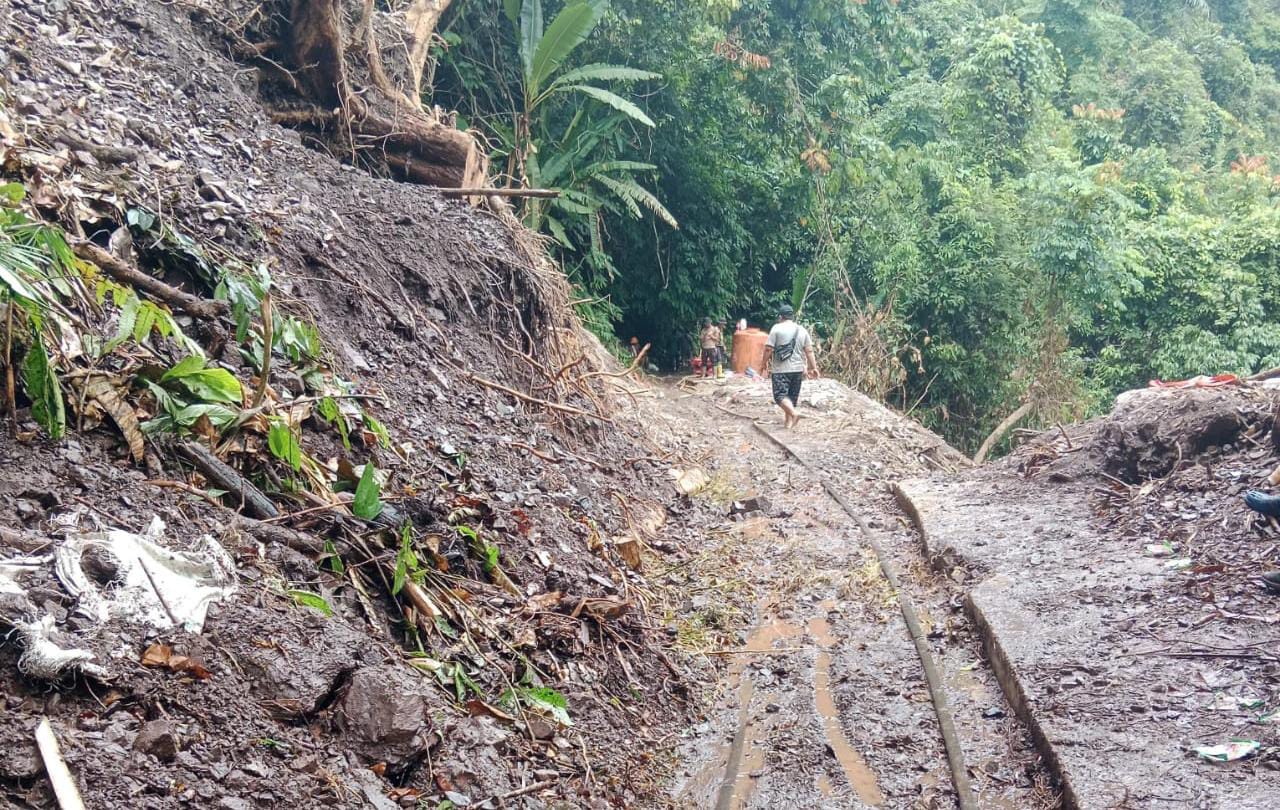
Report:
660,378,1061,809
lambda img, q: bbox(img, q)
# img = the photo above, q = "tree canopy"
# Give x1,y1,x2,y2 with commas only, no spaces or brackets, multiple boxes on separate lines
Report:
434,0,1280,451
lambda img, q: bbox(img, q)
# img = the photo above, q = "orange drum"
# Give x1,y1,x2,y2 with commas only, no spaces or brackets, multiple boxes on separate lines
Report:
731,328,768,375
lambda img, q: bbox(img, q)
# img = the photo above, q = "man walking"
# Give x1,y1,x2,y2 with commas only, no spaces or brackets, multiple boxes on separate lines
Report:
762,304,819,428
699,318,722,379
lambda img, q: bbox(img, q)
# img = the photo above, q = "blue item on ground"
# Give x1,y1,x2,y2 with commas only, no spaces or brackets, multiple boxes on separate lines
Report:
1244,490,1280,517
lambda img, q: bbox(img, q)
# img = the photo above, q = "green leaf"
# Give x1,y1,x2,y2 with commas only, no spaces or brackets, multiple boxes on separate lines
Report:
162,358,243,404
529,1,608,98
583,160,658,175
594,175,678,227
519,0,544,85
0,183,25,205
352,462,383,520
363,413,391,449
132,302,157,343
545,214,572,248
393,523,416,595
287,589,332,616
504,0,521,26
502,685,573,726
558,84,655,126
323,540,346,575
267,418,302,472
551,64,660,88
21,332,64,440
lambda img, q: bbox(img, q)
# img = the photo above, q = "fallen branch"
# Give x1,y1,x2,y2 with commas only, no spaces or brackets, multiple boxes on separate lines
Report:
72,242,228,321
176,441,279,519
973,401,1034,464
576,343,650,383
35,718,85,810
469,375,611,423
438,188,559,199
491,778,557,804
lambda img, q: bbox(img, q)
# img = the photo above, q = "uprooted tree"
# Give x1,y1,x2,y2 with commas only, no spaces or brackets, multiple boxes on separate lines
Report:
208,0,487,188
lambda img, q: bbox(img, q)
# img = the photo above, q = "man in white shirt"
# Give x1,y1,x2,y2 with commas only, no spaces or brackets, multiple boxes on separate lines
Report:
761,304,820,428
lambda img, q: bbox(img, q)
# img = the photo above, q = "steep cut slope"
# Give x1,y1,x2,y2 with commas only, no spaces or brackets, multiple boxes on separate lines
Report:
0,1,703,807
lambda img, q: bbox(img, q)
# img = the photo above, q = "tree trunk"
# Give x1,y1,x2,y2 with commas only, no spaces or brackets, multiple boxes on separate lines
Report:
233,0,485,189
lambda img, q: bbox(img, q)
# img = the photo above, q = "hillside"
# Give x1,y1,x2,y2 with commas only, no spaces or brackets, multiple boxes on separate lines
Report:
0,1,712,806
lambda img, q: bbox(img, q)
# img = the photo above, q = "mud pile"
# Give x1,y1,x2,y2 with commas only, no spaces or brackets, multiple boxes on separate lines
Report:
0,1,703,807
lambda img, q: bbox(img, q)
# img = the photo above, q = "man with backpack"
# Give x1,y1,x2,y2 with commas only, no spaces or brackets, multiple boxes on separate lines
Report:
762,304,819,428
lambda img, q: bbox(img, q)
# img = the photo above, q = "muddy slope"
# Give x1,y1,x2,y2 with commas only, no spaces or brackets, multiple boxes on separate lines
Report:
0,1,705,807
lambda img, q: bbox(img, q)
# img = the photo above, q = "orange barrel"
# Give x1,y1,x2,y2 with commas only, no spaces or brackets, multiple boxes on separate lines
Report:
731,328,768,375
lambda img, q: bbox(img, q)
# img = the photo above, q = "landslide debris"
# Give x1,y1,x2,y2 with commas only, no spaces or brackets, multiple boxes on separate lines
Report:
0,1,709,807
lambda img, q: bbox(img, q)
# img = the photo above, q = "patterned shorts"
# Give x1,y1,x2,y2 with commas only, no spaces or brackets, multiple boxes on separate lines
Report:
772,372,803,405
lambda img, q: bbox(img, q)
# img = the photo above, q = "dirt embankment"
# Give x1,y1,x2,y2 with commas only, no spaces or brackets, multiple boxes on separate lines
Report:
900,383,1280,808
0,1,712,808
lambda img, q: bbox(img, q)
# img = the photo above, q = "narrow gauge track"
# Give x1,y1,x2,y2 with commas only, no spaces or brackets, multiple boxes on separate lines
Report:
680,400,1058,809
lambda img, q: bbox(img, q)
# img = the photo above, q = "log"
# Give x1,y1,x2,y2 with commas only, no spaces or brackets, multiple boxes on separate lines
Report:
438,188,560,198
176,442,279,519
72,242,228,321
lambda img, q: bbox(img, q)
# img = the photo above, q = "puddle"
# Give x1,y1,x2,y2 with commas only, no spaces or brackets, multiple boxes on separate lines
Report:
683,610,886,809
814,648,885,806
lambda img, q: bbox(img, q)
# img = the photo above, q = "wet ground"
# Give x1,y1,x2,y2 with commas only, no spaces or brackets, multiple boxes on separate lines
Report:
652,377,1059,809
900,385,1280,808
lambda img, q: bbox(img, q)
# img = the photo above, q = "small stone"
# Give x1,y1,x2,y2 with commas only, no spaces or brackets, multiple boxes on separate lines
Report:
133,719,178,762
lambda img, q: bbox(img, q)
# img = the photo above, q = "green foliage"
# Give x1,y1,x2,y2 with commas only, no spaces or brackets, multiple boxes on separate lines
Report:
393,523,418,595
160,355,243,404
287,589,333,616
266,418,302,472
500,685,573,726
440,0,1280,451
21,328,64,439
352,462,383,520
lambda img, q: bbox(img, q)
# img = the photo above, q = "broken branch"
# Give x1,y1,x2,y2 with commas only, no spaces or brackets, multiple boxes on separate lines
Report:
438,188,559,198
176,441,279,519
469,374,611,423
72,241,228,321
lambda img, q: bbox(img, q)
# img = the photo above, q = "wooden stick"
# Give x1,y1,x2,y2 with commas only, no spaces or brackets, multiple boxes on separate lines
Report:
251,291,273,408
438,187,559,198
72,241,228,321
35,718,86,810
176,441,279,519
492,778,557,803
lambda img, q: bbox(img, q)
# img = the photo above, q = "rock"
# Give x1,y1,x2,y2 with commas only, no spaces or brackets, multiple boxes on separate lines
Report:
133,719,178,762
238,612,366,717
334,665,435,770
216,799,252,810
729,495,772,516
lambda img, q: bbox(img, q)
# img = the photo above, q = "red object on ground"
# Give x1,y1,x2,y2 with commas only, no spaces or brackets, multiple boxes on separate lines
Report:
731,328,768,375
1148,374,1241,389
691,356,703,371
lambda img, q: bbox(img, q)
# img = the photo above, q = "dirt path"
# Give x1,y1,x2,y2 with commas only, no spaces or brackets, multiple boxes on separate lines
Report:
652,377,1060,809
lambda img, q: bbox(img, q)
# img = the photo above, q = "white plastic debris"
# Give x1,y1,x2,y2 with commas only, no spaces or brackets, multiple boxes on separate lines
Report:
53,516,236,633
1193,740,1261,762
14,616,106,681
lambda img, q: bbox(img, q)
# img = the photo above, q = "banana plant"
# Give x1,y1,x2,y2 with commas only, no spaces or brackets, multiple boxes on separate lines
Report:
503,0,676,266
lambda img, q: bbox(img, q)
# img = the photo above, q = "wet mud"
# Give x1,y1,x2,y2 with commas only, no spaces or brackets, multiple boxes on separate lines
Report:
663,378,1058,809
